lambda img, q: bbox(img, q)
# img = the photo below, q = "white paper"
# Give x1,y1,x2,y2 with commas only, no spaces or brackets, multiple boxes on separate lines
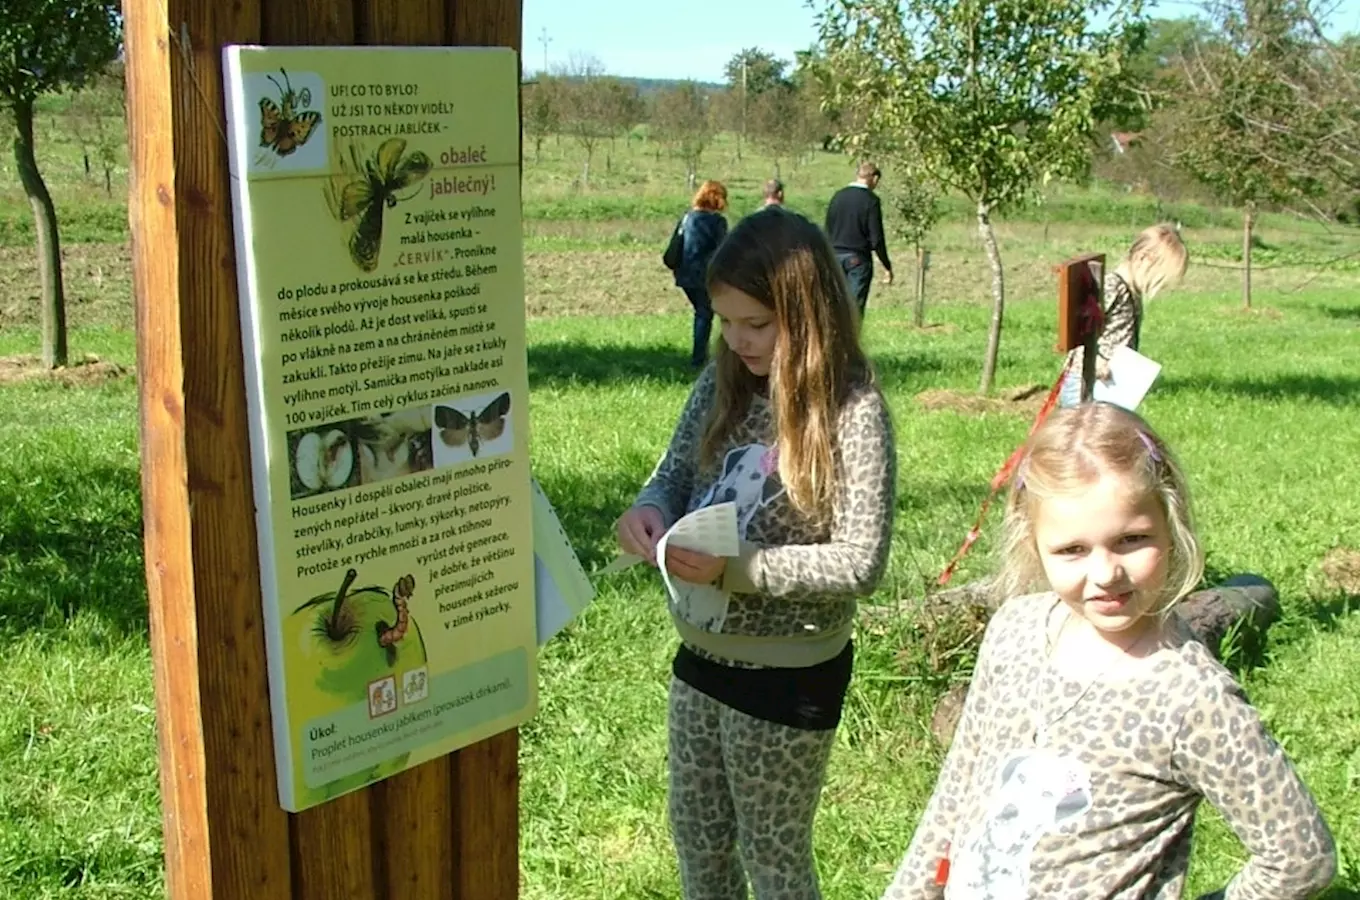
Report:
530,478,596,646
1092,346,1162,411
596,503,741,632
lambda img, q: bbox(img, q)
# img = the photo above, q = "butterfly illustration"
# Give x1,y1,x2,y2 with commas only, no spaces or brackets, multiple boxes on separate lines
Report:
324,138,432,272
258,68,320,158
435,393,511,457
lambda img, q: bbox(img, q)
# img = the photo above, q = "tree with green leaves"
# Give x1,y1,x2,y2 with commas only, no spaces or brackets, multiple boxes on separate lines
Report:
521,76,561,163
817,0,1145,393
723,48,791,161
653,82,713,190
1169,0,1339,307
884,168,942,327
0,0,121,369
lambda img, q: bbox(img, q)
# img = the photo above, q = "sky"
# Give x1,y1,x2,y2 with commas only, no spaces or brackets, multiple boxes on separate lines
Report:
522,0,1360,83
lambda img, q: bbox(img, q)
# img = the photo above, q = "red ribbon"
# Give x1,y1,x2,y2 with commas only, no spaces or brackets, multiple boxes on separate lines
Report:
936,290,1103,588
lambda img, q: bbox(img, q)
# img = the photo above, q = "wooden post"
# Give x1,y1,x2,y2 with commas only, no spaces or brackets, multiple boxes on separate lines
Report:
124,1,524,897
1055,253,1104,402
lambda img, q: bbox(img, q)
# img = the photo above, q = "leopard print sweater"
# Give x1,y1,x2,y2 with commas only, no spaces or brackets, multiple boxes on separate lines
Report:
634,363,896,669
1066,270,1142,378
882,592,1337,900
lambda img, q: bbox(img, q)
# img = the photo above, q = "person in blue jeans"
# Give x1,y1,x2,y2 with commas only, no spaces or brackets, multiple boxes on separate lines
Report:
672,180,729,368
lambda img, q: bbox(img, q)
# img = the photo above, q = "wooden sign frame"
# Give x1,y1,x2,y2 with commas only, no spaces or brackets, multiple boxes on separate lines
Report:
124,1,523,897
1055,253,1105,403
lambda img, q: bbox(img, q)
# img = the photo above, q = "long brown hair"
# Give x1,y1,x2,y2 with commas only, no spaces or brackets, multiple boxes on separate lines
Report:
997,403,1204,614
701,206,871,521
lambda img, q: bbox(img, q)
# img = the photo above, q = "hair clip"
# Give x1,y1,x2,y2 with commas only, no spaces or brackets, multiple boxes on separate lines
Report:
1137,430,1162,462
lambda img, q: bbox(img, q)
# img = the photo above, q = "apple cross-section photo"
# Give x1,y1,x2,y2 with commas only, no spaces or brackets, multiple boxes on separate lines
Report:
286,391,513,500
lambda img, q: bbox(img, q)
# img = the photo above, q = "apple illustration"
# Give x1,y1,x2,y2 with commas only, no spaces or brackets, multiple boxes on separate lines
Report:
286,568,427,805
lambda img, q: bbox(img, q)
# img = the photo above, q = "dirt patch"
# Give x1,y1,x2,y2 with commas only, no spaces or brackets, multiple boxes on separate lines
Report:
1321,547,1360,595
915,383,1050,417
0,354,131,387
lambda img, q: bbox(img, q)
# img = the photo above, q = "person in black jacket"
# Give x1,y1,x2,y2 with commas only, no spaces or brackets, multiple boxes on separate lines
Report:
672,180,729,368
824,162,892,316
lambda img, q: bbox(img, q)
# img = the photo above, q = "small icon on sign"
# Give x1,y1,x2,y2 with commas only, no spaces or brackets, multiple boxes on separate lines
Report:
403,667,429,705
367,675,398,719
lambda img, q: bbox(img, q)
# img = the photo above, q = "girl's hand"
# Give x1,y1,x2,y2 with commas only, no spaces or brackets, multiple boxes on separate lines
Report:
1096,358,1112,382
665,546,726,586
617,505,665,565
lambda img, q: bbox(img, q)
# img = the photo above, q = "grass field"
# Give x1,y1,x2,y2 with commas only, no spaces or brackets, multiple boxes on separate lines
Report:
2,111,1359,898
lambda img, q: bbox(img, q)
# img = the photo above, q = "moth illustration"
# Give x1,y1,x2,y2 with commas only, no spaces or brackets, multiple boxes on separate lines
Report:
324,137,432,272
435,393,511,457
258,68,320,157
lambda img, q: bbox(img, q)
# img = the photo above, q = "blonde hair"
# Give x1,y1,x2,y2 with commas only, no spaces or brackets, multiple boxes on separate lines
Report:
996,403,1204,615
691,180,728,212
1119,223,1188,301
701,206,872,522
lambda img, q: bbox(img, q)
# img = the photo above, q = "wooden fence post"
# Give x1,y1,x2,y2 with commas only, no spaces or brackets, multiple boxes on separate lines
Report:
124,1,524,897
1055,252,1104,402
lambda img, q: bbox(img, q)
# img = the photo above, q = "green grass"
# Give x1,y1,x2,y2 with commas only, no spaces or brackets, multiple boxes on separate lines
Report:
2,108,1360,897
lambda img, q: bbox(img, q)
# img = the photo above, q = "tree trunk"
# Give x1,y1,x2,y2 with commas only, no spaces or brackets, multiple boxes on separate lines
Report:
581,151,591,190
978,202,1004,394
13,95,68,369
1242,204,1254,310
914,245,928,328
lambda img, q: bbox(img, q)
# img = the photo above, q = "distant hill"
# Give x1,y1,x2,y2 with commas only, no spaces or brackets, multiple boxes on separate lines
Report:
620,76,726,97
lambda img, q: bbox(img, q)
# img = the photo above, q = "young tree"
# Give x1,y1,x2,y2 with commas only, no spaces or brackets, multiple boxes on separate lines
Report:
0,0,121,369
818,0,1145,393
554,55,616,189
885,167,942,326
521,76,561,163
1169,0,1340,307
653,82,713,189
723,48,791,160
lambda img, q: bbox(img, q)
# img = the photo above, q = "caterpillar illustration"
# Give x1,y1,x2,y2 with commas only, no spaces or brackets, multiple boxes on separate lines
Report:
377,573,415,648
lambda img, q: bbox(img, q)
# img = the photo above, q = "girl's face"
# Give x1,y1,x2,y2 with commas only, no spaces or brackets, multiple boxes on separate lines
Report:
1033,473,1170,640
711,282,777,377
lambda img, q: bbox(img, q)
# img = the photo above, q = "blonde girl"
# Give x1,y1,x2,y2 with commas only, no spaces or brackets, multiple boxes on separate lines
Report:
881,403,1335,900
1062,223,1189,406
618,206,897,899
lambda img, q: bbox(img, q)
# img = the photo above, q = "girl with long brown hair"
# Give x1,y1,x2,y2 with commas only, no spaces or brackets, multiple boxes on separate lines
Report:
618,206,897,898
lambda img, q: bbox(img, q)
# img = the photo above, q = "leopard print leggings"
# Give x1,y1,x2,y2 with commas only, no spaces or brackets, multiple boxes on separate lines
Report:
667,677,838,900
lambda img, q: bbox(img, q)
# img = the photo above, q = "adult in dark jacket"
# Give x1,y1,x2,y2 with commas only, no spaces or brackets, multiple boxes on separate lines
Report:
672,180,729,368
824,161,892,317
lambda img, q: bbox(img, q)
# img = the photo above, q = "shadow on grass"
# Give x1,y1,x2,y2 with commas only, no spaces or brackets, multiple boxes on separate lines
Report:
1158,374,1360,407
1317,304,1360,322
1319,888,1360,900
526,340,951,393
0,461,147,638
528,341,695,389
1299,591,1360,632
536,463,657,572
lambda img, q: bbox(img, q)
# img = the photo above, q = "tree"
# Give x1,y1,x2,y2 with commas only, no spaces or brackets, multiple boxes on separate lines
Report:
554,55,617,189
884,167,942,326
817,0,1145,393
723,48,791,160
0,0,121,369
749,83,822,178
653,82,713,189
1168,0,1337,307
521,76,561,163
